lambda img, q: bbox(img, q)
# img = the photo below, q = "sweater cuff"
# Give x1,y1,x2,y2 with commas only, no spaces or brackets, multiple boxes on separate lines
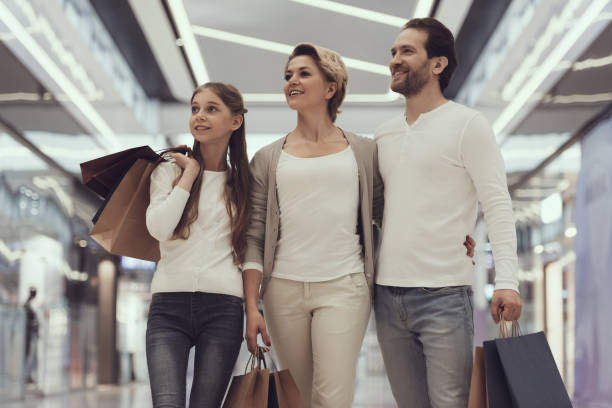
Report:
242,262,263,273
493,283,520,294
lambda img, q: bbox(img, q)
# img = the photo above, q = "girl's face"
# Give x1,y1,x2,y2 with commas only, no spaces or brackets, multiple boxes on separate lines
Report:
189,88,242,146
283,55,336,114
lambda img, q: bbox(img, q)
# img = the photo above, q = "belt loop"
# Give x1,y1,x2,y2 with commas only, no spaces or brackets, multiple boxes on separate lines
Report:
304,282,311,300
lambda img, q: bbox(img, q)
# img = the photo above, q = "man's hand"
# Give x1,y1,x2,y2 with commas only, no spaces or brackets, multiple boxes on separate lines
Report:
245,310,271,353
491,289,522,323
464,235,475,265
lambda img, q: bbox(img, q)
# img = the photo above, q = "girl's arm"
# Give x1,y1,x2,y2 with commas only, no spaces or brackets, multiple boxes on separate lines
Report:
146,153,199,241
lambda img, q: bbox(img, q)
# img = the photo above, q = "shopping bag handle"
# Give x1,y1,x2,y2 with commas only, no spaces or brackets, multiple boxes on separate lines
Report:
252,346,281,373
498,312,522,338
243,346,271,374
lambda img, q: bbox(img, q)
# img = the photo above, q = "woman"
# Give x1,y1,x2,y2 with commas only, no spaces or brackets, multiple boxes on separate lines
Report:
242,43,382,408
145,82,251,407
243,44,475,407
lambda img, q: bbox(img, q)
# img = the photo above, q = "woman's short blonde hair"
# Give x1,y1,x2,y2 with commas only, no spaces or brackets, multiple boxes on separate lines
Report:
285,43,348,122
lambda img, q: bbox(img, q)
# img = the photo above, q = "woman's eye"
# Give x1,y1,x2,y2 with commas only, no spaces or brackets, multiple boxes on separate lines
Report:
207,106,217,112
191,106,198,113
284,74,291,81
300,72,310,77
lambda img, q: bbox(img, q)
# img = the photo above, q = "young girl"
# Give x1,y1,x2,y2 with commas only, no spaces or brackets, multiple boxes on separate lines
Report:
145,82,251,407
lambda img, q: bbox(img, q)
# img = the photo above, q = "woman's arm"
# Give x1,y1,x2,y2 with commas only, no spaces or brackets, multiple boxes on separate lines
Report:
244,149,268,268
243,269,270,353
243,148,271,353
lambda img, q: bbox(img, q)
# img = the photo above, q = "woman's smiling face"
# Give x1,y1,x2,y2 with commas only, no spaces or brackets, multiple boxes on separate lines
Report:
283,55,334,114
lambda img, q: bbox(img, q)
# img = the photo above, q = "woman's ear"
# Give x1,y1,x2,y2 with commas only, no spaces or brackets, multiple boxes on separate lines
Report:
231,114,244,131
325,82,338,100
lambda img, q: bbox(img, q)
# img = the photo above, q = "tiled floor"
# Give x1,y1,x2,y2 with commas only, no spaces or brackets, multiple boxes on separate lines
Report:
5,381,396,408
4,317,397,407
3,385,152,408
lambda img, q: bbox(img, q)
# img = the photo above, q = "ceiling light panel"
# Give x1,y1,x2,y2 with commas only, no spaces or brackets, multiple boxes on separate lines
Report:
199,38,397,103
192,25,389,76
129,0,195,99
287,0,407,27
413,0,435,18
572,54,612,70
0,0,120,150
166,0,209,85
456,0,541,108
492,0,611,140
180,0,401,94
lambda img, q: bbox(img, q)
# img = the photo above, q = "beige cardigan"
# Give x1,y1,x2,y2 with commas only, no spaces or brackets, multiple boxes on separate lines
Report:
245,131,384,297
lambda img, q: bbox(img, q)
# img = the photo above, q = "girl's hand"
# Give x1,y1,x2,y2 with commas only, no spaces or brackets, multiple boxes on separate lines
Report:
168,146,199,174
245,310,271,354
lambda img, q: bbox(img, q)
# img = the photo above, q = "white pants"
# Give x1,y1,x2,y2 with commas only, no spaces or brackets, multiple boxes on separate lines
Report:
262,273,371,408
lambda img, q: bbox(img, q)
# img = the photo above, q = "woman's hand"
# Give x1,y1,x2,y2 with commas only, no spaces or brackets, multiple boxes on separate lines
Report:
245,310,271,354
464,235,476,265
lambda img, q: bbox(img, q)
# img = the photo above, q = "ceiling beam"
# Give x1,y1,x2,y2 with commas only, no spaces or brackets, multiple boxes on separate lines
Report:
127,0,194,100
0,114,75,181
508,102,612,194
444,0,512,99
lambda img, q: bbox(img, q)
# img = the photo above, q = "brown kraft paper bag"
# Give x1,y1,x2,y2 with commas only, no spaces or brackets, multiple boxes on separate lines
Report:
223,348,270,408
468,346,489,408
89,159,160,262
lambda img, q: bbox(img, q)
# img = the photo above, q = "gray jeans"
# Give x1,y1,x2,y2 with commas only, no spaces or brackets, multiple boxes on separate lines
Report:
374,285,474,408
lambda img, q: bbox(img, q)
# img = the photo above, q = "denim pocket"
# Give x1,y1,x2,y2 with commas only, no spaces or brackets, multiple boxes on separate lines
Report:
223,294,244,305
464,288,473,315
206,293,243,306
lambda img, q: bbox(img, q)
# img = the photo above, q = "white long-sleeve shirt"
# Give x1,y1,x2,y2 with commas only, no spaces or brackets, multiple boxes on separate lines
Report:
270,147,364,281
145,162,243,297
375,101,519,292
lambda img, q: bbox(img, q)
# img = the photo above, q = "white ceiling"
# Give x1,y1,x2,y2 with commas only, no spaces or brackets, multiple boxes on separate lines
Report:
1,0,611,196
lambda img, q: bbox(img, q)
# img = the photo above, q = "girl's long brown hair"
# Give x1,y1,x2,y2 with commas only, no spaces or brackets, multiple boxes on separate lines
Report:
158,83,252,265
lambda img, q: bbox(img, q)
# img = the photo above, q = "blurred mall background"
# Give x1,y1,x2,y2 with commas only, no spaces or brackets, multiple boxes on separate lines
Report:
0,0,611,407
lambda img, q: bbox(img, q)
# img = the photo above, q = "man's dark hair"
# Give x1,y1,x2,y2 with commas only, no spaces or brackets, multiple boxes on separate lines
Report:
402,18,457,91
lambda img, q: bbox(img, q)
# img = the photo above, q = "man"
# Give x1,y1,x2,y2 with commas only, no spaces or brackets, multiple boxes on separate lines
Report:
374,18,522,408
24,286,39,383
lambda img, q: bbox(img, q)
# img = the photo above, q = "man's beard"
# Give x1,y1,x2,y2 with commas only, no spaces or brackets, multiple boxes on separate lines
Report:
391,63,429,96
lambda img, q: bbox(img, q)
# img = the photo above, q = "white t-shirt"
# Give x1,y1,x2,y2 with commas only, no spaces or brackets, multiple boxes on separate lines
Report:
271,147,364,281
146,162,243,298
375,101,519,291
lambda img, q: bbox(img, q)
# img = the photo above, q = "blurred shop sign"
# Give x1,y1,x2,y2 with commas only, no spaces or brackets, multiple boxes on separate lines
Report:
120,256,155,271
574,116,612,406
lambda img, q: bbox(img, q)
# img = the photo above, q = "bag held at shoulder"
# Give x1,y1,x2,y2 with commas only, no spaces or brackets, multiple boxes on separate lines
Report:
80,145,159,198
89,159,160,262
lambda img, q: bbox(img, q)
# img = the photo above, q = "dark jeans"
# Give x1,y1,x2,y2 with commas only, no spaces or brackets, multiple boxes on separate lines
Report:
146,292,244,408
